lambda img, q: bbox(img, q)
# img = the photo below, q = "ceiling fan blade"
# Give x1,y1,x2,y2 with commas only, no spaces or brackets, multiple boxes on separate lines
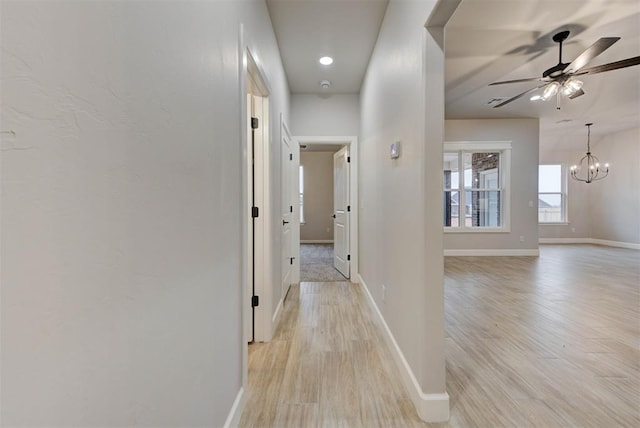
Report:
492,83,549,108
564,37,620,74
575,56,640,75
569,88,585,99
489,77,545,86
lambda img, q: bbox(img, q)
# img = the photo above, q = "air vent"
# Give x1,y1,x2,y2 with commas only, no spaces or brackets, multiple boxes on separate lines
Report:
486,97,507,106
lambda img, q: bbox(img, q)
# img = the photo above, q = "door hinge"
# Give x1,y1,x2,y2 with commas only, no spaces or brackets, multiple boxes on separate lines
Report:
347,156,351,163
289,153,293,161
347,205,351,212
347,254,351,261
251,206,259,218
290,205,293,213
290,257,295,265
252,295,259,307
251,117,259,129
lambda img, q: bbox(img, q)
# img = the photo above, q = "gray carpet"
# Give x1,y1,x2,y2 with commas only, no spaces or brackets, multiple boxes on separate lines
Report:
300,244,348,282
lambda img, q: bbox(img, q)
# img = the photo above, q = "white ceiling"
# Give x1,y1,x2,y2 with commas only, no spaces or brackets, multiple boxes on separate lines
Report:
445,0,640,149
266,0,640,149
266,0,389,93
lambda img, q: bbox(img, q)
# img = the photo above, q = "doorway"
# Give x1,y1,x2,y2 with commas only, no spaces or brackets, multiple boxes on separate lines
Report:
245,49,271,344
294,136,359,284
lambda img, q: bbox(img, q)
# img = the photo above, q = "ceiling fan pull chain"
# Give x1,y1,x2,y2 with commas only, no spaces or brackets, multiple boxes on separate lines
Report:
556,91,561,110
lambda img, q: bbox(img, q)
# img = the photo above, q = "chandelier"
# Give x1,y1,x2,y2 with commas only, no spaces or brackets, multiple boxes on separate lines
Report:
570,123,609,183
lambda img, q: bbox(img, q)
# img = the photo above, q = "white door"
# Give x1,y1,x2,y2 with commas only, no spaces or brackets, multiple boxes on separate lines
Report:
290,134,300,286
281,127,294,299
333,146,350,278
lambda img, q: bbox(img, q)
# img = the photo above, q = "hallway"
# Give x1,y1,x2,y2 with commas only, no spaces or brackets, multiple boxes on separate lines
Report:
239,281,427,427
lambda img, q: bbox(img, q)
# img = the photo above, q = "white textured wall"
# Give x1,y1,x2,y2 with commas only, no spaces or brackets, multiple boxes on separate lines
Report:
590,127,640,244
0,1,289,426
291,93,359,136
360,0,445,400
444,119,540,251
300,152,335,241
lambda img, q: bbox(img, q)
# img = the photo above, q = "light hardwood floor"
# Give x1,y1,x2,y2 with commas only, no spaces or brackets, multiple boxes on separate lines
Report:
239,245,640,427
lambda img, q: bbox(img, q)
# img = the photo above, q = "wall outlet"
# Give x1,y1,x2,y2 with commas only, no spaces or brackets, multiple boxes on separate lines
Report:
519,235,525,242
571,227,576,233
381,284,386,302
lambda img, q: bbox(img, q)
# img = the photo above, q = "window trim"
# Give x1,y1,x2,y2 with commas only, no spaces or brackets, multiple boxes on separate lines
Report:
538,163,568,225
444,141,511,233
299,164,305,224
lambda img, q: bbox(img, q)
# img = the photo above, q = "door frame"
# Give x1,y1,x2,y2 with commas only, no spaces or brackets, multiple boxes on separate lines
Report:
241,45,273,348
293,136,359,283
333,146,351,278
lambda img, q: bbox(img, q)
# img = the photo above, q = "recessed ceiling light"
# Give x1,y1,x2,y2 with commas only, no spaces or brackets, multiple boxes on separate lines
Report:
319,56,334,65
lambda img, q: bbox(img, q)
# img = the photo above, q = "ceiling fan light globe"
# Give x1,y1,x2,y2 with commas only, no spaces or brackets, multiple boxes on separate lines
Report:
543,82,560,99
561,79,584,96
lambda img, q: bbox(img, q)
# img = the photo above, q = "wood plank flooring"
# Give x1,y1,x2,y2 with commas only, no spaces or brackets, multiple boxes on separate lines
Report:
445,245,640,427
239,281,427,427
239,245,640,427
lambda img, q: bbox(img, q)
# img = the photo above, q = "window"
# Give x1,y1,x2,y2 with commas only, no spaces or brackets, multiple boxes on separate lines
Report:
538,164,566,223
299,165,305,224
444,142,511,231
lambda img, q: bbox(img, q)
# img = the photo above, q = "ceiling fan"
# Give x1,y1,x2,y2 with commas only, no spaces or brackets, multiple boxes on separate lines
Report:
489,30,640,109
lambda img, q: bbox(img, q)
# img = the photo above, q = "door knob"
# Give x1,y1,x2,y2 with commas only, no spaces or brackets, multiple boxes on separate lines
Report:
332,214,336,218
283,220,289,225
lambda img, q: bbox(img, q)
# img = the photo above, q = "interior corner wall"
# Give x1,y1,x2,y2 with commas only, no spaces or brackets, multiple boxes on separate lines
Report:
0,1,288,426
300,152,335,241
360,0,444,399
444,118,540,251
291,93,359,136
589,127,640,244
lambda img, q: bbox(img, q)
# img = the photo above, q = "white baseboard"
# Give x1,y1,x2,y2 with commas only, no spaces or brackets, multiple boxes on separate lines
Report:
591,239,640,250
539,238,592,244
357,274,450,423
539,238,640,250
300,240,334,244
272,297,284,329
444,249,539,256
223,387,246,428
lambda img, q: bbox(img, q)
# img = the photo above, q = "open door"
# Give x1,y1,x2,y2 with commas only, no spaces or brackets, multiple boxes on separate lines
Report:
281,123,294,300
333,146,350,278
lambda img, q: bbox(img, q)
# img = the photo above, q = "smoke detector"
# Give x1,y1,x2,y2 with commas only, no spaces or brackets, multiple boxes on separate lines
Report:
320,80,331,89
